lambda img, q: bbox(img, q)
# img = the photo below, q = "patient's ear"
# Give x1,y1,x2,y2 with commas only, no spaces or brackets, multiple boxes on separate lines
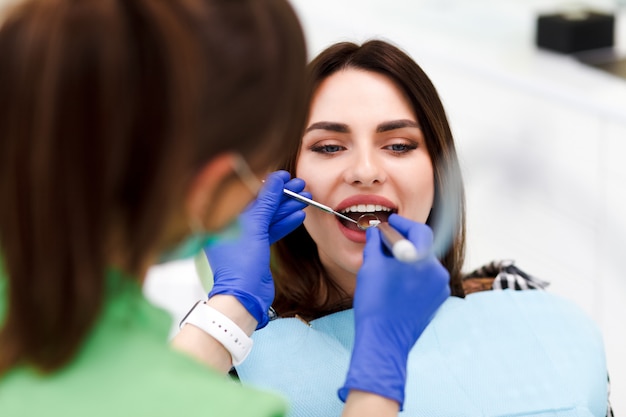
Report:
185,153,238,226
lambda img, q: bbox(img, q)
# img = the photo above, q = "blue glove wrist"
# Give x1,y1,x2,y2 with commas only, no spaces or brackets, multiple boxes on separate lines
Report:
339,319,409,406
205,171,307,330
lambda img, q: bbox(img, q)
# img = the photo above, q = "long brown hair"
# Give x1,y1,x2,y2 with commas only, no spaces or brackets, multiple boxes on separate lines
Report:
0,0,307,373
272,40,466,320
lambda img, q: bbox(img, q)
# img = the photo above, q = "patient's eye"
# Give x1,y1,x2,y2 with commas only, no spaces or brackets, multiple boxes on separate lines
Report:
384,142,418,154
310,144,345,154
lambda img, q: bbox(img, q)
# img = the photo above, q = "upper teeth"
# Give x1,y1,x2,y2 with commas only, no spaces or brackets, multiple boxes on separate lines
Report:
341,204,393,213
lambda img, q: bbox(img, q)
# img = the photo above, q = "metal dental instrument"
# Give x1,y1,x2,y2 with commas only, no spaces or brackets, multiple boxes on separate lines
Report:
283,191,420,263
356,213,381,230
282,189,359,226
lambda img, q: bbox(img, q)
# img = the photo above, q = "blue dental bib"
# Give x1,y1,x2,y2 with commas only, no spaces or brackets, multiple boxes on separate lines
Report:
237,290,607,417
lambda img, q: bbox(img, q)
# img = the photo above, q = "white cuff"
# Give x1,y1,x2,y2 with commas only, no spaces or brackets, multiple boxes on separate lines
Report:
179,301,253,366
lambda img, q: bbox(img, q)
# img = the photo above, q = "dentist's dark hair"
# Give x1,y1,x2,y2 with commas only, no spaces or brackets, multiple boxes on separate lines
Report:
0,0,307,373
271,40,466,320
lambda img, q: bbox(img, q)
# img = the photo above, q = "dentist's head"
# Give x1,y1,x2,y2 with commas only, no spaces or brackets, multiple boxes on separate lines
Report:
0,0,307,374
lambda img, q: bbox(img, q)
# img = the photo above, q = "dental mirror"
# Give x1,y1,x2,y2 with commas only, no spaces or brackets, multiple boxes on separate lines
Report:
356,213,381,230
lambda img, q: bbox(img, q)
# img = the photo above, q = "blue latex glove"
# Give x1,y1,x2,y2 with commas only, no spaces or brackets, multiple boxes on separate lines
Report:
205,170,308,329
338,214,450,408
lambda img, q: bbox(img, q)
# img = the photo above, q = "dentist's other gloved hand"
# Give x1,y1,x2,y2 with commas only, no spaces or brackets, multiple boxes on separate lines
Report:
205,171,308,329
339,214,450,408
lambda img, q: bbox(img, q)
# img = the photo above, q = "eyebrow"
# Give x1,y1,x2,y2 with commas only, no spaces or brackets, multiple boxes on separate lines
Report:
376,119,420,133
305,121,349,133
305,119,420,134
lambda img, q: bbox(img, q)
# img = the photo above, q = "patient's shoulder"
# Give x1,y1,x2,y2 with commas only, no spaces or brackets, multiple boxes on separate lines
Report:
462,260,549,295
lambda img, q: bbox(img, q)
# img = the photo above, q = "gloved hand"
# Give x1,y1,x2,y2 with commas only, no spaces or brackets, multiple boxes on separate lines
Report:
205,170,308,329
338,214,450,408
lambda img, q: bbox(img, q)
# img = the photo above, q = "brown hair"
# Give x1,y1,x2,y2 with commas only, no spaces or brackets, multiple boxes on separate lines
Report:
271,40,466,320
0,0,306,373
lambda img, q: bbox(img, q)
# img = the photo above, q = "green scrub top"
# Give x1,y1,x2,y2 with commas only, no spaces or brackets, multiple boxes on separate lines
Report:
0,263,287,417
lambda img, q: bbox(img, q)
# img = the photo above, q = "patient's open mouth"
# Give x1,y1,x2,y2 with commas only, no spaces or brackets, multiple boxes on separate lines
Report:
339,204,395,232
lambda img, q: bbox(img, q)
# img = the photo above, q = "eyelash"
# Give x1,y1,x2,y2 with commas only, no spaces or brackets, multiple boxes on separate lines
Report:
309,142,418,155
385,143,418,153
310,144,345,154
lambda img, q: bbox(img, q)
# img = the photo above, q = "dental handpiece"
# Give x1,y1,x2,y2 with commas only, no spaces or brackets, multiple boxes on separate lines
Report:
375,222,421,263
283,190,420,263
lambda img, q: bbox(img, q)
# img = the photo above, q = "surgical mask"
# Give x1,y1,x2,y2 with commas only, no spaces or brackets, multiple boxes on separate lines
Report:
157,219,242,264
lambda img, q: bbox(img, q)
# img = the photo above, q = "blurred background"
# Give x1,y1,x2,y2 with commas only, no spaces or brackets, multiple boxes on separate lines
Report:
1,0,623,413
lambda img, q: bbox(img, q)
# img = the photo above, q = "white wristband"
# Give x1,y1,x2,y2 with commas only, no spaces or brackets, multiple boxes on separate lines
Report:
179,301,253,366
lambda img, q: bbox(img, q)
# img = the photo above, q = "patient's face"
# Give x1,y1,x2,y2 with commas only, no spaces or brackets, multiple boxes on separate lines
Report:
296,68,434,291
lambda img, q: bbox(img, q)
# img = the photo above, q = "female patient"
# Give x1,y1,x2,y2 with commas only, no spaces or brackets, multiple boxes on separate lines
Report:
201,40,611,416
